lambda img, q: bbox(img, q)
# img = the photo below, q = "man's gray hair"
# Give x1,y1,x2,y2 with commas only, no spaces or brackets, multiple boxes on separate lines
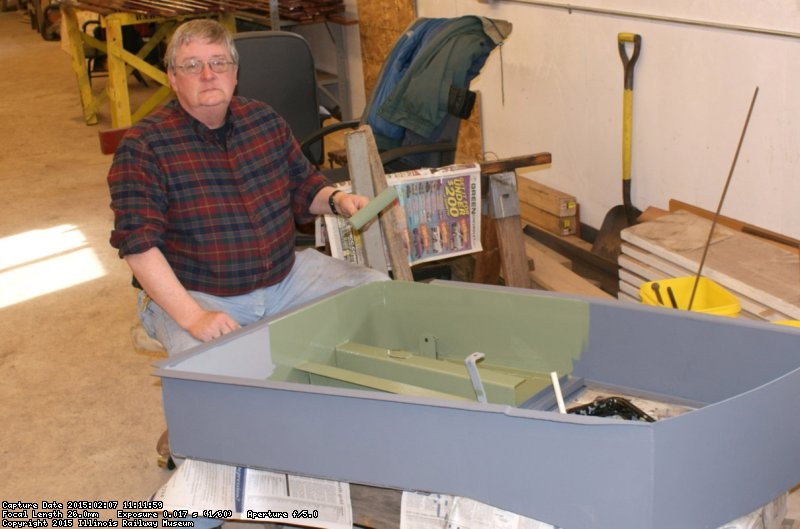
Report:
165,18,239,70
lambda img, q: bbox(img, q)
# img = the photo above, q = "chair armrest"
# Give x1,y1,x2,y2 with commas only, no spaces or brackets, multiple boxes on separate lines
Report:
299,119,360,167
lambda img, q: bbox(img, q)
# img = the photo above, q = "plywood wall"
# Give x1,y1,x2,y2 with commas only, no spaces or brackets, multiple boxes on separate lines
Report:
355,0,415,97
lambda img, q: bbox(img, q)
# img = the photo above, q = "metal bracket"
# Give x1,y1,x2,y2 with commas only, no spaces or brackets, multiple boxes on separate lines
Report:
465,352,488,403
486,171,520,219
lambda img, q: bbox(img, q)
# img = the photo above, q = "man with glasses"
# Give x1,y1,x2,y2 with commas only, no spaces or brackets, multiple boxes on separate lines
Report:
108,18,387,356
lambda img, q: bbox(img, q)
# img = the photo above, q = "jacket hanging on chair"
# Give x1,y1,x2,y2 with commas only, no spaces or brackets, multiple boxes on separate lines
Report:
375,16,510,146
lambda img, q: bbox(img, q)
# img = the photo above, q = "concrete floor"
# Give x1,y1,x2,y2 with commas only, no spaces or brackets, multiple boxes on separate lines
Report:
1,8,799,528
0,9,171,502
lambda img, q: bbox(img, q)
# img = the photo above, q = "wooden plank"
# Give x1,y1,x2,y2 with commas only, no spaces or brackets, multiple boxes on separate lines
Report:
350,485,401,529
472,216,501,285
479,152,552,176
637,206,670,223
515,174,577,217
345,127,388,274
495,219,532,288
524,237,612,299
363,127,413,281
485,171,531,289
522,224,619,296
621,210,800,319
470,154,551,287
519,202,577,236
619,251,772,321
521,227,572,268
619,243,790,321
669,199,800,250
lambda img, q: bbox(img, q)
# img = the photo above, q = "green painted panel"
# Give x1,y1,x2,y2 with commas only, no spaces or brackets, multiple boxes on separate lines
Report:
334,342,544,405
296,361,468,400
269,281,590,405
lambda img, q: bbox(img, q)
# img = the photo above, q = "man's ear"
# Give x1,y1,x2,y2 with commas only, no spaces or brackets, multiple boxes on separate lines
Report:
167,68,177,90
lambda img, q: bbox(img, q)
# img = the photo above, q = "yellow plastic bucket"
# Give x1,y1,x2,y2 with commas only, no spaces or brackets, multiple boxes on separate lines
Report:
639,276,740,317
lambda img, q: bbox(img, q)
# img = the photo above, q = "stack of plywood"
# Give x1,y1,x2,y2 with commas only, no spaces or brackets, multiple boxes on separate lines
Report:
618,209,800,321
278,0,344,21
516,174,578,236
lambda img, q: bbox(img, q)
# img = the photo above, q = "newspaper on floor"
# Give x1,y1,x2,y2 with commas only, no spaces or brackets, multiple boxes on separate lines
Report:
400,491,554,529
319,163,482,267
400,491,787,529
151,459,352,529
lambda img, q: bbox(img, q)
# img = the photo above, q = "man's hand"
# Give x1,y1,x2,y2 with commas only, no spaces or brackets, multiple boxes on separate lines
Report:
125,248,242,344
186,310,241,342
334,192,370,217
311,187,372,218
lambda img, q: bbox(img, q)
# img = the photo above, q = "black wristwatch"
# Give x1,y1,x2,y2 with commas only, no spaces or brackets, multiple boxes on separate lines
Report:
328,189,343,215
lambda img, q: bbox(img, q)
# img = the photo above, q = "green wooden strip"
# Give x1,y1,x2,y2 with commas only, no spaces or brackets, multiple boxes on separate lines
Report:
294,361,468,401
335,342,543,405
348,187,398,231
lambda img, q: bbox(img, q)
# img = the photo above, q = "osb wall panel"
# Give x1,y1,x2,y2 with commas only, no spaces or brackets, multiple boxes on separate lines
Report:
456,92,483,164
357,0,414,96
356,0,483,163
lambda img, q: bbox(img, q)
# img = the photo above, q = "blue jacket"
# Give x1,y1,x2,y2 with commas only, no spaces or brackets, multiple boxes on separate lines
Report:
370,16,501,147
365,17,449,148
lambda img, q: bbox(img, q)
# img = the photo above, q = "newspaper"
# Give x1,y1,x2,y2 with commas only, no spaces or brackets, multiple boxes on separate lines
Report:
151,459,352,529
401,491,554,529
321,163,482,267
401,490,788,529
401,489,787,529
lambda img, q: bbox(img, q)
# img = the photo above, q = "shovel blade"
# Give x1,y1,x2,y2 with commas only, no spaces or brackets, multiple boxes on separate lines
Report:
591,205,631,261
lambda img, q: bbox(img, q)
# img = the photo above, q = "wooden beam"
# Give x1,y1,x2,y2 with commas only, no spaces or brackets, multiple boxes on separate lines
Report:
669,199,800,250
524,237,612,299
345,126,413,281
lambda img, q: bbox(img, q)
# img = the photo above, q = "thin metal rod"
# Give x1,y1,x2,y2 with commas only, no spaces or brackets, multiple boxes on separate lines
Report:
687,86,759,310
508,0,800,40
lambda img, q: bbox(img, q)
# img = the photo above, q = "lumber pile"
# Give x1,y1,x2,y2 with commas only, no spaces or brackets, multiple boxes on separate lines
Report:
516,175,578,236
523,236,612,299
514,174,618,297
618,209,800,321
278,0,344,21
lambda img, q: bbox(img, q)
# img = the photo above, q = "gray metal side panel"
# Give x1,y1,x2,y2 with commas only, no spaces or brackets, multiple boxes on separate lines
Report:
651,365,800,529
162,378,653,529
157,283,800,529
574,301,800,403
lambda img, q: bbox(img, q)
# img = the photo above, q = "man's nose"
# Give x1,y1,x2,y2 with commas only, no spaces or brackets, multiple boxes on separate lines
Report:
200,62,215,78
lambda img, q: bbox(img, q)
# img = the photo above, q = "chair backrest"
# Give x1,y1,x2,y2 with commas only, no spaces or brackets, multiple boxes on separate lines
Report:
234,30,324,165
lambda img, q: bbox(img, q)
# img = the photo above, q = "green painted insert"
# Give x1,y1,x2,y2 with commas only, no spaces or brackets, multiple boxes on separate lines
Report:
334,342,548,405
268,281,591,406
295,361,469,401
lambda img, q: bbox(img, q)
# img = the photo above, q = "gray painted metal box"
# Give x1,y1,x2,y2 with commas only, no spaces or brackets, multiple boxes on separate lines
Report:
155,281,800,529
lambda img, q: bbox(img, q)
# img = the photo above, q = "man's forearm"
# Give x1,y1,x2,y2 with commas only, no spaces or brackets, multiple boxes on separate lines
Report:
124,247,205,330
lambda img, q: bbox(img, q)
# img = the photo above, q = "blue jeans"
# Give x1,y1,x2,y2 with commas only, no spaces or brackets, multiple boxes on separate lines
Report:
139,248,389,356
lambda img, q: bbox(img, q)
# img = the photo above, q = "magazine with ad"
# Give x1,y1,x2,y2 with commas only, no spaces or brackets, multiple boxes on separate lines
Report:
320,163,482,267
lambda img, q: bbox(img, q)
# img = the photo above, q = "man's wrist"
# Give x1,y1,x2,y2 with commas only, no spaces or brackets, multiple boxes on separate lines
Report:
328,189,343,215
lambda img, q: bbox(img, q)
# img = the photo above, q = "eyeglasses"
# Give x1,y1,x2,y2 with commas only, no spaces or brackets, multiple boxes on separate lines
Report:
175,58,237,76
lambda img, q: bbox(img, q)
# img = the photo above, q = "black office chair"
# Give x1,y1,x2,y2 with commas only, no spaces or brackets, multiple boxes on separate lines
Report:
234,30,349,244
234,30,351,169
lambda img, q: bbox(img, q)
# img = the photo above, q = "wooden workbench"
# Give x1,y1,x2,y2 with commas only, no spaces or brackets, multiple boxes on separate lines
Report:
61,0,359,132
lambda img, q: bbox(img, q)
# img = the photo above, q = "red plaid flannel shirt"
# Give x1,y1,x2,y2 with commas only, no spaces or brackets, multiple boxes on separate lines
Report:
108,97,328,296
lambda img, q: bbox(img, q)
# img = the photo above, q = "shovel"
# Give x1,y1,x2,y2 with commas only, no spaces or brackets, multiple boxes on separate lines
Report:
592,33,643,261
